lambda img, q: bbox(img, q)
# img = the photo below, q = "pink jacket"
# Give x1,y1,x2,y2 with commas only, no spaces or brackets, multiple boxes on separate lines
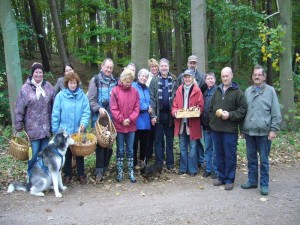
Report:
172,84,204,140
110,82,140,133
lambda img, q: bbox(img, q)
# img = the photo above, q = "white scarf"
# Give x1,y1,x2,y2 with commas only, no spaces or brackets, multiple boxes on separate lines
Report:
31,79,45,100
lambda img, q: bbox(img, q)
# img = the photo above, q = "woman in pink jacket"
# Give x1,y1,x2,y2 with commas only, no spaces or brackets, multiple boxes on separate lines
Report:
172,69,204,176
110,69,140,183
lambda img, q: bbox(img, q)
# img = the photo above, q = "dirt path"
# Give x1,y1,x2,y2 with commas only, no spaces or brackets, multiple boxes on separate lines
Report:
1,161,299,225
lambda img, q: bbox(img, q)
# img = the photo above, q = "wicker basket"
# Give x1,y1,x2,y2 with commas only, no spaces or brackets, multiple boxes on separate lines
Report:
95,109,117,148
70,130,97,156
176,107,201,118
9,130,30,161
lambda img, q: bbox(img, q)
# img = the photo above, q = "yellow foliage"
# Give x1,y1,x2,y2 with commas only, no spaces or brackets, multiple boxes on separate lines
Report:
261,46,266,53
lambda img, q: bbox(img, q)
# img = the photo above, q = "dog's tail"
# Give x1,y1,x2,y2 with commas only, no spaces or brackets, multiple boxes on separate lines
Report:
7,181,29,193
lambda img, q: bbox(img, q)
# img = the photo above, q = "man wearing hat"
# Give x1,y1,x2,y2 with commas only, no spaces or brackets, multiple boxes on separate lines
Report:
176,55,207,171
172,69,204,176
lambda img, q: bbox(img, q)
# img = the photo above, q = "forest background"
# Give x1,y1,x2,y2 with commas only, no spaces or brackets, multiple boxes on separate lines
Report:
0,0,300,132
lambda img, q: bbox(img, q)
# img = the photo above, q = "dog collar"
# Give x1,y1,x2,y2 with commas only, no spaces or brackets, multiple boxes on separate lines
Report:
50,147,64,171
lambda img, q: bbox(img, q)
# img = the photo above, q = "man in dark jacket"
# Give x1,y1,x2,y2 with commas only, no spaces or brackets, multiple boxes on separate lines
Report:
209,67,247,190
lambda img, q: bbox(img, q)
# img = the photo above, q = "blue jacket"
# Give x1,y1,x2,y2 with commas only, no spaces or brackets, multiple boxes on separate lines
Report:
132,82,151,130
52,88,90,135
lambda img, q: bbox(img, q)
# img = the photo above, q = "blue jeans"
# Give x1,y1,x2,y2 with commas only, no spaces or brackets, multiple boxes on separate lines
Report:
211,131,238,184
203,129,217,173
154,122,174,167
179,127,198,174
197,139,205,165
116,132,135,159
28,137,49,170
245,135,271,187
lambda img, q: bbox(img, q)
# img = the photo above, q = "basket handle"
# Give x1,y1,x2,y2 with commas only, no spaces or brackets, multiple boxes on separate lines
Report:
14,130,31,147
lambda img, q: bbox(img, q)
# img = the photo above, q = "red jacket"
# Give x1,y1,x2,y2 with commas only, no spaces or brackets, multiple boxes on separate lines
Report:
172,84,204,140
110,82,140,133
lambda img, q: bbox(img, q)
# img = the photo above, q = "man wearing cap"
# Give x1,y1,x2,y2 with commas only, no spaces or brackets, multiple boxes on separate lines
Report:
176,55,207,171
149,58,177,170
172,69,204,176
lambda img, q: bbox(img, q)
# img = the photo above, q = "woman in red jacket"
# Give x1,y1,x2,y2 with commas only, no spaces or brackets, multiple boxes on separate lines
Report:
110,69,140,183
172,69,204,176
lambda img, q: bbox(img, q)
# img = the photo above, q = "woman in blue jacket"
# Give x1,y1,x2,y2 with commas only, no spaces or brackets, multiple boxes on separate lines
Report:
132,69,152,167
52,72,90,184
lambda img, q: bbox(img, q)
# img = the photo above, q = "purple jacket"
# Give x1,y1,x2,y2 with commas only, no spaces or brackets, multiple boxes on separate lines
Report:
15,77,55,140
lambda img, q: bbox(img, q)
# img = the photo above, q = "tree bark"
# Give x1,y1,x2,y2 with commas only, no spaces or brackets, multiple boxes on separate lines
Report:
48,0,68,66
0,0,23,128
191,0,208,73
172,0,183,74
131,0,150,70
278,0,295,128
105,0,113,59
153,0,167,58
28,0,50,71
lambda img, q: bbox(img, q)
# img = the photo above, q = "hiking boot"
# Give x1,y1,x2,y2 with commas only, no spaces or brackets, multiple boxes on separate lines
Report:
211,171,218,179
225,183,234,190
78,176,86,184
178,171,186,175
202,171,211,178
64,176,71,184
260,186,269,196
241,182,258,189
95,171,104,182
213,179,225,186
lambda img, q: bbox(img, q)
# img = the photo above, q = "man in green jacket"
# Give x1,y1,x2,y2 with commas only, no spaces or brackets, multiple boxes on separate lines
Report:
209,67,247,190
241,65,281,196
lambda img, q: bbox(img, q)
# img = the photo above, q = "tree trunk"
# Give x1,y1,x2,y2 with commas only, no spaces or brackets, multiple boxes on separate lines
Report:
76,2,84,49
191,0,208,73
89,6,98,71
153,0,167,58
131,0,150,71
105,0,113,59
48,0,68,66
113,0,123,59
278,0,295,128
266,0,273,85
231,0,239,74
0,0,23,128
28,0,50,71
172,0,183,74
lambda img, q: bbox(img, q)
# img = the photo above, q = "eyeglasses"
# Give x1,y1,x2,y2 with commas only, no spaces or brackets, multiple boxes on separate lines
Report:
252,74,264,77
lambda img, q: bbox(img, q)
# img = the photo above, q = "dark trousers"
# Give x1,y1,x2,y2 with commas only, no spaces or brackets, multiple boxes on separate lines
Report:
133,129,150,166
64,148,84,177
95,145,113,172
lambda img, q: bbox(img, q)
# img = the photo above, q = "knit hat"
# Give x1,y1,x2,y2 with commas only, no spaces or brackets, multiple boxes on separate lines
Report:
183,69,195,77
31,62,44,75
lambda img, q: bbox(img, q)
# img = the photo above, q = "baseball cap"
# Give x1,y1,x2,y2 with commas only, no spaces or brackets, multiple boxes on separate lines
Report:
188,55,198,63
183,69,195,77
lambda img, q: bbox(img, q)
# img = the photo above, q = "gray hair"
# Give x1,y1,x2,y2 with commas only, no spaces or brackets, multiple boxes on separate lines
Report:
253,64,266,76
138,68,149,78
159,58,169,65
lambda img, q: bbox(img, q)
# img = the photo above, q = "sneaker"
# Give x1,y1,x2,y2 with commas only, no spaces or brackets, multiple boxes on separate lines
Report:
260,186,269,196
95,171,104,182
211,171,218,179
225,183,234,190
213,179,225,186
202,171,211,178
241,182,258,189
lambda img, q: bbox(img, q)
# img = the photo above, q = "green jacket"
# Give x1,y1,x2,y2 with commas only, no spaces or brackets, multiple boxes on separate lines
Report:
149,73,177,126
243,83,281,136
209,82,247,134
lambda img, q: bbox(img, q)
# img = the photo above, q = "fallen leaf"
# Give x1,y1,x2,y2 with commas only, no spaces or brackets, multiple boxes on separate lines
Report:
45,208,52,213
139,191,146,196
198,185,205,190
116,192,120,196
260,197,267,202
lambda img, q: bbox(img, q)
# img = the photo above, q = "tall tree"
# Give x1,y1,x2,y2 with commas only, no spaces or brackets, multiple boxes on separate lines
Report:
131,0,150,70
48,0,68,66
28,0,50,71
191,0,208,73
0,0,23,128
172,0,183,74
278,0,295,128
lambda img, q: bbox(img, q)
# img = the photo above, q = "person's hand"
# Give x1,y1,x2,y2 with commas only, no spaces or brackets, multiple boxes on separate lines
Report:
151,117,157,126
99,108,106,117
148,106,153,114
122,118,130,126
268,131,277,141
221,110,229,120
79,124,85,133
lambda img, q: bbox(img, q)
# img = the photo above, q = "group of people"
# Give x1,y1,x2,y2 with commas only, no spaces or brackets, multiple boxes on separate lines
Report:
14,56,281,196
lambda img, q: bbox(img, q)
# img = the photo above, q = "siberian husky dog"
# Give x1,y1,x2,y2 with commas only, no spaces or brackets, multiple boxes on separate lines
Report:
7,130,75,198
